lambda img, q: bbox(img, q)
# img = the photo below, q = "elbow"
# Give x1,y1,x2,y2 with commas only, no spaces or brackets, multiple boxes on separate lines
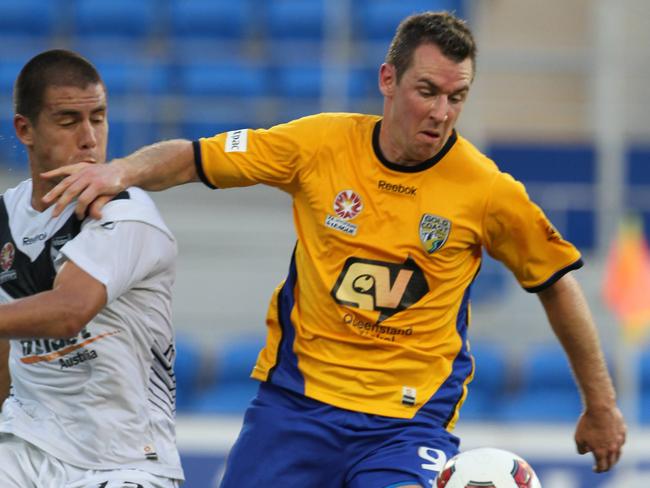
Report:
55,305,97,338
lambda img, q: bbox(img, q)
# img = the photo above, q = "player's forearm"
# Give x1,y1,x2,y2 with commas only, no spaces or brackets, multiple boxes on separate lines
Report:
116,139,198,191
0,290,96,339
538,274,617,410
0,340,10,406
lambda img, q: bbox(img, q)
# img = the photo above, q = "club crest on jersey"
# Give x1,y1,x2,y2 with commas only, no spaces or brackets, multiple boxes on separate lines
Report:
325,190,363,236
419,214,451,254
0,242,17,284
0,242,14,271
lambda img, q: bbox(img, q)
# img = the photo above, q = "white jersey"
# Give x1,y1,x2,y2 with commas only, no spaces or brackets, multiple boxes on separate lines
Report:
0,179,184,481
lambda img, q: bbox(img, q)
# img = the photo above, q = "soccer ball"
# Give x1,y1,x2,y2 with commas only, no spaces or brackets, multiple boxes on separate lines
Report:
435,447,542,488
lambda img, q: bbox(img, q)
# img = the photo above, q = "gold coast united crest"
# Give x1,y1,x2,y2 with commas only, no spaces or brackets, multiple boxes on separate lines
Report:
419,214,451,254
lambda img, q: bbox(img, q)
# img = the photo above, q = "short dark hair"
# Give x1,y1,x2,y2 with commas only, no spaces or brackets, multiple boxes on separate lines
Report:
385,11,477,83
14,49,103,123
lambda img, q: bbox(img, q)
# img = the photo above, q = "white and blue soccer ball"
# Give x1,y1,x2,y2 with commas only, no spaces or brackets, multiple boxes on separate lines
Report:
435,447,542,488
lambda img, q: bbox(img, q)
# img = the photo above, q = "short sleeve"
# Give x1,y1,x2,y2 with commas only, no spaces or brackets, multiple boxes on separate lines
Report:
484,173,582,292
196,114,330,193
57,220,176,304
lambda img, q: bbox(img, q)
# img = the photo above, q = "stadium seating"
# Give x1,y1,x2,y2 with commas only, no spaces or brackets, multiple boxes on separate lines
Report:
640,346,650,424
170,0,251,41
460,341,510,421
73,0,158,39
168,0,253,61
178,62,267,98
499,343,582,422
0,0,59,38
471,254,510,305
190,336,265,414
355,0,464,41
266,0,324,41
174,335,205,412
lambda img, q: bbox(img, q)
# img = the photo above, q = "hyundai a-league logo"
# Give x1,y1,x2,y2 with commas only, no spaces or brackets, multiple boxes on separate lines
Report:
419,214,451,254
0,242,15,271
334,190,363,220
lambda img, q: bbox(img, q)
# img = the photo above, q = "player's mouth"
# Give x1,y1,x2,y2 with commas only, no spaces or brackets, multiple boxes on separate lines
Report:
73,157,97,164
419,129,442,143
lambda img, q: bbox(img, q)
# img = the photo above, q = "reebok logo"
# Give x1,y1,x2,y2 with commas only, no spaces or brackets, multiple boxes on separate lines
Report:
378,180,417,196
23,233,47,245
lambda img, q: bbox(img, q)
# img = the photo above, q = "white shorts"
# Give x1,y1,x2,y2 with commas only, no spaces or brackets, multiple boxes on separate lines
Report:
0,434,180,488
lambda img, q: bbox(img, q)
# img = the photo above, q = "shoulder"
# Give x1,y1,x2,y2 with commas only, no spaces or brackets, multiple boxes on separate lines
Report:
84,187,174,241
282,112,379,133
2,179,32,206
453,134,500,174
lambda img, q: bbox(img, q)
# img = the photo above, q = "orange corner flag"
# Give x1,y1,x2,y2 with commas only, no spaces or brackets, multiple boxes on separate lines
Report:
602,217,650,338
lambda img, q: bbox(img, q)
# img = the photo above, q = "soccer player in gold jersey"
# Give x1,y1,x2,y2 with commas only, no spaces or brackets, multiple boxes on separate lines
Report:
43,11,625,487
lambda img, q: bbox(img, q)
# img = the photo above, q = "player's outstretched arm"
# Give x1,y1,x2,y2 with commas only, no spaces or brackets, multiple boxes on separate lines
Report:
0,261,106,339
42,139,197,219
537,273,626,473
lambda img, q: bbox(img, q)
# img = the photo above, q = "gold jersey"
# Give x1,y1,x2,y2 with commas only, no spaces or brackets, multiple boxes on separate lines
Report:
196,113,581,426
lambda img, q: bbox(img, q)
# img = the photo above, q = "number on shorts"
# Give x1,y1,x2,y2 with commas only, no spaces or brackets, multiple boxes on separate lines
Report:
418,446,447,473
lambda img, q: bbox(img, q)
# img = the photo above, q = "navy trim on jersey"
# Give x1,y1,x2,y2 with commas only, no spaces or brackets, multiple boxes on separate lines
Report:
416,280,473,427
110,190,131,202
0,196,82,299
267,244,304,393
372,121,458,173
524,258,584,293
193,140,217,189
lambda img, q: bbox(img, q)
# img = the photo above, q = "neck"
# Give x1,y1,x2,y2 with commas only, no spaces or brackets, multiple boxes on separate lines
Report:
29,176,52,213
378,123,419,167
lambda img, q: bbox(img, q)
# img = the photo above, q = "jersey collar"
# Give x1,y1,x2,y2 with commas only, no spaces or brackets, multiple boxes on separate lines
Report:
372,121,458,173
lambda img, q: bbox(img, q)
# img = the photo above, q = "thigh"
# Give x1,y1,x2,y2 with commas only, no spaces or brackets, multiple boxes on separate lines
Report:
219,383,347,488
65,468,179,488
346,425,459,488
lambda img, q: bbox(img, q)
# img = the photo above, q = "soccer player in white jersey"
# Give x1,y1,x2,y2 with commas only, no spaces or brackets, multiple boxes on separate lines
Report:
0,50,184,487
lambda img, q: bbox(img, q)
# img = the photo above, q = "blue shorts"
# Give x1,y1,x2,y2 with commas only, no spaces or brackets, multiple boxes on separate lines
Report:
219,382,460,488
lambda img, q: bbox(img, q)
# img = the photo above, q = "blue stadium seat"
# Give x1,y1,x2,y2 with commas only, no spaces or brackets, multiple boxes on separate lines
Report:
640,347,650,424
471,254,509,305
500,344,582,422
96,61,171,97
274,64,323,99
0,61,23,95
0,116,27,169
73,0,158,38
266,0,324,40
356,0,464,41
178,62,267,98
106,118,160,160
461,341,509,421
174,336,204,412
349,67,380,100
273,64,370,104
0,1,59,62
0,0,59,38
168,0,252,61
170,0,250,40
627,145,650,185
71,0,160,60
191,336,264,414
261,0,326,63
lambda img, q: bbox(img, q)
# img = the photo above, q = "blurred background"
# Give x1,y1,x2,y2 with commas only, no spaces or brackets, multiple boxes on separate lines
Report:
1,0,649,486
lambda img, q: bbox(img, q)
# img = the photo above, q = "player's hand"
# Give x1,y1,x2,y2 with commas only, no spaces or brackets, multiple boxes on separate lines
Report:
574,404,626,473
42,161,125,220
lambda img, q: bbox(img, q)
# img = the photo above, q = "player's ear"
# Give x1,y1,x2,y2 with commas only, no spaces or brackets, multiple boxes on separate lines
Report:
379,63,397,97
14,114,34,146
